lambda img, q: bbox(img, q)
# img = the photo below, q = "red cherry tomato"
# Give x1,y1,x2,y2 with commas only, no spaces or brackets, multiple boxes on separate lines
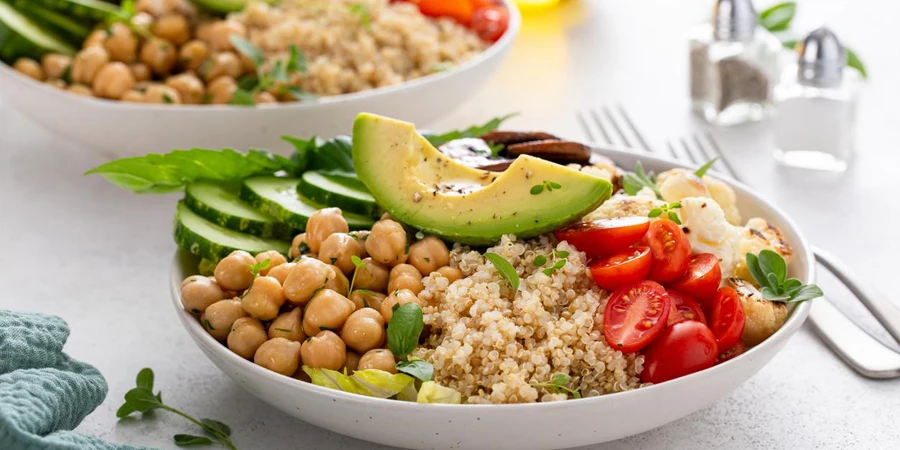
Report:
602,280,671,353
710,287,746,350
470,4,510,42
589,246,652,291
555,217,650,259
718,340,746,363
668,289,707,325
673,253,722,305
641,320,719,384
416,0,475,25
667,300,682,326
645,220,691,284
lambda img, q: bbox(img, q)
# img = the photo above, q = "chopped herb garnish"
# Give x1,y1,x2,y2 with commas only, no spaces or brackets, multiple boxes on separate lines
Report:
348,255,365,293
745,250,823,303
531,373,581,399
484,252,519,291
694,158,718,178
228,38,310,106
542,260,567,276
162,93,174,104
204,319,215,330
274,328,292,333
424,257,431,263
533,255,548,267
248,259,271,278
648,202,683,225
622,161,662,199
348,2,371,28
530,180,562,195
426,113,518,147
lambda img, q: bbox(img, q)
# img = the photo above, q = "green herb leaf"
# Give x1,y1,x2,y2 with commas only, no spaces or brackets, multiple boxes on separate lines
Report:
745,250,823,303
229,35,263,68
484,252,519,291
846,48,867,79
281,86,318,102
694,157,718,178
248,259,271,277
487,142,504,157
758,250,787,285
200,418,231,437
348,2,372,28
396,360,434,381
622,161,662,199
759,2,796,32
387,303,424,360
533,255,547,266
555,250,569,259
548,181,562,189
274,328,292,333
286,44,308,74
60,64,73,84
230,89,257,106
173,434,215,447
531,373,582,399
787,284,824,303
530,184,544,195
668,211,681,224
136,368,154,390
283,135,355,173
426,113,518,147
351,255,364,268
648,208,662,218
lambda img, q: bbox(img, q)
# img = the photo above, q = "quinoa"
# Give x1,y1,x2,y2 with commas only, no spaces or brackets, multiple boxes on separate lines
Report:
232,0,487,97
414,235,645,404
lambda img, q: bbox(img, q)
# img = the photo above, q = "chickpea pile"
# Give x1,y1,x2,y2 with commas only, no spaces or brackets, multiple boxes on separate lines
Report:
11,0,273,104
180,207,460,380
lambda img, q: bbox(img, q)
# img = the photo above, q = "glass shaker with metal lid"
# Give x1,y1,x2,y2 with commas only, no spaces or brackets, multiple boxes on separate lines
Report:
690,0,781,126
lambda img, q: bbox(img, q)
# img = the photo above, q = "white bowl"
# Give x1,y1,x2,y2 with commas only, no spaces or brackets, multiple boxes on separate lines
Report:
169,148,814,450
0,2,520,158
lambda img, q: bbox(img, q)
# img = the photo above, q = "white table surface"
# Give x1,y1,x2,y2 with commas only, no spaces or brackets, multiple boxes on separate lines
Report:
2,0,899,449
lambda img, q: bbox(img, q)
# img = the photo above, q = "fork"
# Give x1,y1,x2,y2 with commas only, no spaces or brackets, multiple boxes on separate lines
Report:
577,106,900,379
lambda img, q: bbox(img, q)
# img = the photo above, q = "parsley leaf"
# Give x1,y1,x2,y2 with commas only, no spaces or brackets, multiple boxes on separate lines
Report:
745,250,823,303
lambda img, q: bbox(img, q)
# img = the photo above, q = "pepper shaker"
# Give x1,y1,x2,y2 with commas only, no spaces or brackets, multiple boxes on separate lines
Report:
690,0,781,126
773,27,862,172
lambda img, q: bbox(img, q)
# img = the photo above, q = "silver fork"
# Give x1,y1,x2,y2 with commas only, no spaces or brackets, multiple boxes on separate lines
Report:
577,106,900,379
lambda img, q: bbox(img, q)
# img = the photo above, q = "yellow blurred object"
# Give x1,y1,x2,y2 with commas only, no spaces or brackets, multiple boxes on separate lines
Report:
513,0,562,12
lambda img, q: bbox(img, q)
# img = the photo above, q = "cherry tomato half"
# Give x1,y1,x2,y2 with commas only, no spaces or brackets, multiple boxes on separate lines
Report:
555,217,650,259
602,280,671,353
590,246,652,291
645,220,691,284
673,253,722,305
718,340,746,363
416,0,474,25
641,320,719,384
471,4,510,42
667,289,707,326
710,287,746,350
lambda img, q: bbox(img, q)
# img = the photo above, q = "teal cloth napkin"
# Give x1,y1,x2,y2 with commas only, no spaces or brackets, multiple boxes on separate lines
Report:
0,310,146,450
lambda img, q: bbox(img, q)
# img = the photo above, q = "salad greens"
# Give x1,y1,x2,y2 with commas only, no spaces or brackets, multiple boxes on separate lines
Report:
745,250,823,303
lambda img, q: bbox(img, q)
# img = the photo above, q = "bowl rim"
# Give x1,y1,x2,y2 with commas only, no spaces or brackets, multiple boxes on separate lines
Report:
169,145,814,410
0,0,521,112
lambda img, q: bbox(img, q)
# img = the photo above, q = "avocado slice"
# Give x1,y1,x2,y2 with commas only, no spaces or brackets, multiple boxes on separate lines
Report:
352,113,613,246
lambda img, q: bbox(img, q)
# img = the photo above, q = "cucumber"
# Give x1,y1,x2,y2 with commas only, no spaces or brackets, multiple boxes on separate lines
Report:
184,180,294,241
240,177,375,231
174,201,290,262
0,1,75,61
13,1,91,42
298,171,380,218
29,0,122,22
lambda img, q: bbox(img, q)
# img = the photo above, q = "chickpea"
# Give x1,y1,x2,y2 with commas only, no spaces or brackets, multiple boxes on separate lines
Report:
388,264,423,294
408,236,450,276
366,219,409,267
140,37,178,76
244,1,275,27
436,266,464,284
353,257,389,292
289,233,309,259
175,0,198,19
136,0,177,17
349,289,386,312
203,20,247,52
253,250,287,275
206,75,236,104
84,29,108,48
131,12,154,30
67,84,93,96
120,90,145,102
214,250,256,291
93,62,136,99
202,52,243,82
358,349,396,373
130,63,151,82
201,299,246,341
13,58,45,81
302,289,355,336
268,308,306,342
254,337,302,376
227,317,267,359
165,73,205,104
344,351,361,373
179,40,208,71
46,79,67,89
306,208,349,254
300,331,346,370
282,257,332,305
341,308,385,353
105,23,139,64
241,276,285,320
255,91,277,104
72,46,110,85
41,54,71,80
381,289,424,323
143,84,182,104
180,275,226,315
350,231,370,257
152,13,190,45
326,265,349,297
317,233,364,275
267,261,295,285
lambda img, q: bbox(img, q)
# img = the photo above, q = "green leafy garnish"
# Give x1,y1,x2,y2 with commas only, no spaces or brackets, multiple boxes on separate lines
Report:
248,259,271,277
229,36,263,68
348,2,371,28
348,255,365,293
759,2,796,32
622,161,662,199
117,368,238,449
425,114,518,147
745,250,823,303
694,158,718,178
531,373,582,399
484,252,519,291
648,202,682,225
542,260,567,276
287,45,307,73
387,303,424,360
283,135,354,174
532,255,547,267
846,49,867,79
273,328,292,333
530,180,562,195
229,38,313,106
396,359,434,381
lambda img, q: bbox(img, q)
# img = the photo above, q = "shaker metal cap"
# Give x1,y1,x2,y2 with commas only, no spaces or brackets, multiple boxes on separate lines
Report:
713,0,758,41
797,27,846,87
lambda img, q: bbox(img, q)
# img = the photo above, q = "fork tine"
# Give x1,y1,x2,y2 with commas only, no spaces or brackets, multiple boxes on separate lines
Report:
602,106,635,149
665,141,679,159
680,138,700,164
692,134,716,163
616,105,653,152
701,132,742,182
576,111,596,143
589,109,614,146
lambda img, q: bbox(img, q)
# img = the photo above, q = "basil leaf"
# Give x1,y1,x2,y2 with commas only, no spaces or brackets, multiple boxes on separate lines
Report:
760,286,791,302
396,360,434,381
484,252,519,291
173,434,215,447
200,418,231,437
758,250,787,286
121,387,161,414
782,278,803,293
759,2,796,32
846,48,867,79
745,253,769,289
286,44,308,73
387,303,424,360
284,135,355,173
787,284,824,303
230,35,263,67
135,368,154,390
425,113,518,147
694,157,718,178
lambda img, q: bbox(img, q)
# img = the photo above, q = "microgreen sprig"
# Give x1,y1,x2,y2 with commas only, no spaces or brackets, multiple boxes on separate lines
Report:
530,180,562,195
534,250,569,276
348,255,365,293
694,158,718,178
531,373,582,399
248,259,271,278
348,2,371,28
117,368,238,449
746,250,824,303
648,202,682,225
622,161,662,199
229,37,316,106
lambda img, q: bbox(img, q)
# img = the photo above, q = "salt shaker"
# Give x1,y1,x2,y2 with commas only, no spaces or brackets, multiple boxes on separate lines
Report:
690,0,781,126
773,27,862,172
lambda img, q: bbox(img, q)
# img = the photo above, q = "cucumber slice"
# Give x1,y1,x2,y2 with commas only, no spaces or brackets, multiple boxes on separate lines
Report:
174,202,289,262
13,1,91,42
184,180,294,240
241,177,375,231
0,1,75,61
298,171,380,218
29,0,122,22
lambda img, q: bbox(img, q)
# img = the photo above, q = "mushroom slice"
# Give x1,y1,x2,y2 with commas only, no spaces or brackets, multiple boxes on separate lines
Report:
505,140,592,165
480,131,559,146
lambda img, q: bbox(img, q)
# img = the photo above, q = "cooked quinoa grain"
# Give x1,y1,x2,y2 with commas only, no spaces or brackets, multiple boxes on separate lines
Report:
413,235,646,404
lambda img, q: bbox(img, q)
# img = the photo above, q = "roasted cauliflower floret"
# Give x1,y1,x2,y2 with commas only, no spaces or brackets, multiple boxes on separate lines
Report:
679,197,742,277
583,188,665,222
734,218,794,282
728,278,789,346
655,169,741,225
703,175,741,225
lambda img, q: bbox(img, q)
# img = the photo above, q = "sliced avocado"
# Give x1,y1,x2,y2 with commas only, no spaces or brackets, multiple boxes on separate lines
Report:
352,113,613,246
